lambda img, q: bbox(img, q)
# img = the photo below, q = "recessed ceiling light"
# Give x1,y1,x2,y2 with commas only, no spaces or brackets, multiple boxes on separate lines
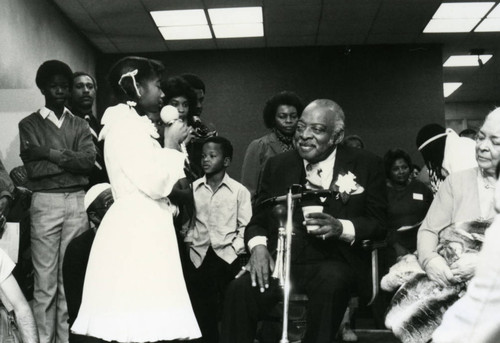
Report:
158,25,212,40
443,54,493,67
423,19,482,32
208,7,262,25
151,9,207,27
475,18,500,31
443,82,463,97
432,2,495,19
213,23,264,38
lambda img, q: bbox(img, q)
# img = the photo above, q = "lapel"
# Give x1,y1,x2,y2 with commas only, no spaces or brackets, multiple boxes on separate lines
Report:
329,145,356,191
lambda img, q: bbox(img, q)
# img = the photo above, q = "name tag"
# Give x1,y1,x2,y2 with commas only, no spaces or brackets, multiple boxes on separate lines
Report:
413,193,423,200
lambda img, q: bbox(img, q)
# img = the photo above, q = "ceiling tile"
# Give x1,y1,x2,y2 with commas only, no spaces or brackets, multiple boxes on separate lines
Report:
166,39,217,51
142,0,204,11
266,35,315,47
266,22,317,36
216,37,265,49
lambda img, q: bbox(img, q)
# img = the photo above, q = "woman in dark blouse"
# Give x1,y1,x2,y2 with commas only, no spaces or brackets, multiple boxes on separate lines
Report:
384,148,433,262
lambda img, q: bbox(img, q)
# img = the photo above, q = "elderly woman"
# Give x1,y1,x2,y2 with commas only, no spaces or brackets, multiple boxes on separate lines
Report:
241,91,303,198
417,109,500,287
384,149,433,261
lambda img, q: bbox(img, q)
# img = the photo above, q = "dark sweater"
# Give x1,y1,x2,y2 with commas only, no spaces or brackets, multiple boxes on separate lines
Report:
18,110,96,192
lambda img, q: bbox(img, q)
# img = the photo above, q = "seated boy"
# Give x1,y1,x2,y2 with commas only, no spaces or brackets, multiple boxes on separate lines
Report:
185,136,252,343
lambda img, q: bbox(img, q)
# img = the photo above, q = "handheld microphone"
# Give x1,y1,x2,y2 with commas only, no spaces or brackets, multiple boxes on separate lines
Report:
160,105,180,125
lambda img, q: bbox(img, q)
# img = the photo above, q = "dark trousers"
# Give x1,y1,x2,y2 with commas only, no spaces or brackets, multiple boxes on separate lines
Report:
220,260,355,343
186,247,240,343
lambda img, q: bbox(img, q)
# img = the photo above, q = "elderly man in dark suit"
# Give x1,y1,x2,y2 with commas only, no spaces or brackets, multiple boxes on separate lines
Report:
221,99,386,343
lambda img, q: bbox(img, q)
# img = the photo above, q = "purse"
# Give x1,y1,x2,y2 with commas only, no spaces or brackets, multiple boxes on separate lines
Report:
0,302,22,343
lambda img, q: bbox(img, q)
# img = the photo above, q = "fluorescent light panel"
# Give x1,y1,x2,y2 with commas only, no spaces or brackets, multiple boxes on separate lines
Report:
443,82,463,97
424,2,496,33
486,4,500,17
475,18,500,31
152,6,264,40
213,23,264,38
158,26,212,40
444,55,493,67
423,18,481,32
432,2,495,19
151,9,207,26
208,7,262,24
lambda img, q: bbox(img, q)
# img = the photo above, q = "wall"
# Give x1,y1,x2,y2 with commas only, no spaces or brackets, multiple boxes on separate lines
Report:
445,101,499,134
97,45,444,179
0,0,97,171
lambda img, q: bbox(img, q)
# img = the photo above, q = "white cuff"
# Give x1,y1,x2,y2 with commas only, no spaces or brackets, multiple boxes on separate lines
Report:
339,219,355,244
248,236,267,252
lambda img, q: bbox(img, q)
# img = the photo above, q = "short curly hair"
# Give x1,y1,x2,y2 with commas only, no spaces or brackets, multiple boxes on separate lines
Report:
161,76,198,125
35,60,73,90
204,136,233,160
384,148,412,179
263,91,304,129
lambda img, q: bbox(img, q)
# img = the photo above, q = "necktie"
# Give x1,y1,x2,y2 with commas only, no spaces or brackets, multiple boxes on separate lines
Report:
305,163,323,190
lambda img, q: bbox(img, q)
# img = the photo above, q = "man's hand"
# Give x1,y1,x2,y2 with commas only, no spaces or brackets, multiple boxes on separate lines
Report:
450,253,478,282
425,255,458,287
248,245,274,293
304,212,343,240
20,142,50,162
10,166,27,186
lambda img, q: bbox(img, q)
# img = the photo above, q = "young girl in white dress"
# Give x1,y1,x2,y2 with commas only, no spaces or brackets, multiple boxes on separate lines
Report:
71,56,201,342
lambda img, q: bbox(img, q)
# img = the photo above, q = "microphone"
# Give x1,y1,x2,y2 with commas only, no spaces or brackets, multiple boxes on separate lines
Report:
261,188,335,205
272,204,287,228
160,105,189,163
160,105,180,125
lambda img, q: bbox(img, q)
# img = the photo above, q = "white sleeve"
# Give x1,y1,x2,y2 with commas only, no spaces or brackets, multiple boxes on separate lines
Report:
0,249,15,284
107,119,186,200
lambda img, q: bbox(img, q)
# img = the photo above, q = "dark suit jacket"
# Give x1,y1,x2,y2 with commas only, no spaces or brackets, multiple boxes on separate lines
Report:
245,145,387,299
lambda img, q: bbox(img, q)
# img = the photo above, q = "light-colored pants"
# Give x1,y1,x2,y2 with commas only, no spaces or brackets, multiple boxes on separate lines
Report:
30,191,89,343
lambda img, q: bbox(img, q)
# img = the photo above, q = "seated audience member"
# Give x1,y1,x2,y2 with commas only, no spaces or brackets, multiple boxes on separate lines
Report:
185,136,251,343
18,60,95,343
417,108,500,288
384,149,433,262
241,91,304,199
432,162,500,343
409,163,421,181
343,134,364,149
416,124,477,194
63,183,113,343
70,72,108,188
459,128,477,140
220,99,386,343
0,247,39,343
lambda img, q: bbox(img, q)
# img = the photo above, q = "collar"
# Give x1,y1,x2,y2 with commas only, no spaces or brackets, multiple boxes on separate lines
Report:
39,106,73,119
195,172,234,193
302,147,337,172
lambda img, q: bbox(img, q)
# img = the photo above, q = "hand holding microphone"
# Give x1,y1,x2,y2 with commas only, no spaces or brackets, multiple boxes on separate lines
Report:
160,105,189,150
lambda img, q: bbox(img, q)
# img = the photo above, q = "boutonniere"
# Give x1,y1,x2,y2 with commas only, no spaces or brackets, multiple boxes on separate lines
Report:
333,171,364,203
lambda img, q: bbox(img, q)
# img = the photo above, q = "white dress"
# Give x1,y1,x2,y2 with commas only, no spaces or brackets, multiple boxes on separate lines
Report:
71,104,201,342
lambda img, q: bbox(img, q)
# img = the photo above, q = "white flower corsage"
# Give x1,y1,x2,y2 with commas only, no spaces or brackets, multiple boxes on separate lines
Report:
334,171,364,203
